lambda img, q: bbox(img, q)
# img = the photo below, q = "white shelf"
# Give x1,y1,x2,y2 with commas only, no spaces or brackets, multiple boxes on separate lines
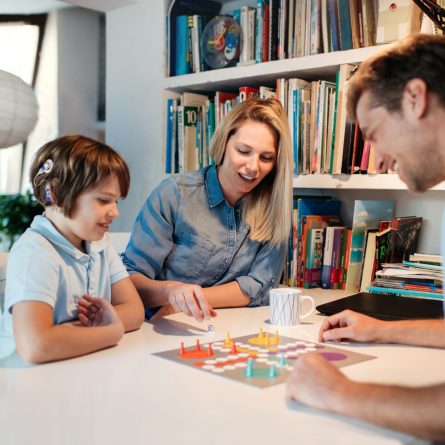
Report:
293,174,445,191
164,45,387,92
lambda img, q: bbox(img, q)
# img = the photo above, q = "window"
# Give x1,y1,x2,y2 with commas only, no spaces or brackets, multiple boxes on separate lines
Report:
0,15,46,194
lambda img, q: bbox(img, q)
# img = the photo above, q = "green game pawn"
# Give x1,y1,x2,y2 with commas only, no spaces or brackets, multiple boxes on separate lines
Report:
245,358,254,378
279,353,286,367
268,363,278,378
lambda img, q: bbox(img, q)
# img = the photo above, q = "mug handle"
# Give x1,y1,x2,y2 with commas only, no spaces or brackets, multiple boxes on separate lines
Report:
300,295,315,320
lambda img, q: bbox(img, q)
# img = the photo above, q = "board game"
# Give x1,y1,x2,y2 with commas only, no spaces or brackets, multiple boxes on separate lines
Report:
153,330,376,388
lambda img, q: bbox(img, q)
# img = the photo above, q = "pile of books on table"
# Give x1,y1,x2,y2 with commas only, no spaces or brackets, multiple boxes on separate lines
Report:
367,253,443,300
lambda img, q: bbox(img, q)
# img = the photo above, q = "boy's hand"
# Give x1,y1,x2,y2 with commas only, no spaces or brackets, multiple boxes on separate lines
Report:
78,294,121,327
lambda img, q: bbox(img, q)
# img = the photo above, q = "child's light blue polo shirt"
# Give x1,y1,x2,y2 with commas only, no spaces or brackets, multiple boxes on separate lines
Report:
0,215,128,358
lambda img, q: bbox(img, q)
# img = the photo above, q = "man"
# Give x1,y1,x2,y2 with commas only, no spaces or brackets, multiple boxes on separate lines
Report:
286,34,445,441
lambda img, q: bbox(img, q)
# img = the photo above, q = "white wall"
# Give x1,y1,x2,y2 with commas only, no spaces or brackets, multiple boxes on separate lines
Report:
22,7,103,191
57,7,102,139
106,0,165,231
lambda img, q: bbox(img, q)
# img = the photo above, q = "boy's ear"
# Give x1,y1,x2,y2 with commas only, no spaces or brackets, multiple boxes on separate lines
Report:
44,183,53,205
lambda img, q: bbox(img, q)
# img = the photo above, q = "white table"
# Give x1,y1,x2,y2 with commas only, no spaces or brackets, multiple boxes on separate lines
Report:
1,291,443,445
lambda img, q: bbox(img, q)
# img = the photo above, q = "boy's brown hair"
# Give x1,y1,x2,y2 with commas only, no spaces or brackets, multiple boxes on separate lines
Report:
30,134,130,217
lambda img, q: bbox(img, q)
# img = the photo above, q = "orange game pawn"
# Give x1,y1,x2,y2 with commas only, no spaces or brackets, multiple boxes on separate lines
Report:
231,340,238,354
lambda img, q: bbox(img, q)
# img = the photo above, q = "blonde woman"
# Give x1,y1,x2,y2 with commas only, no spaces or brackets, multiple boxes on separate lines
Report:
123,98,293,321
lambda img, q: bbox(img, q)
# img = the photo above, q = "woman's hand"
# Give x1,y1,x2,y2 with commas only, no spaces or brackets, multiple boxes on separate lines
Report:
167,283,217,322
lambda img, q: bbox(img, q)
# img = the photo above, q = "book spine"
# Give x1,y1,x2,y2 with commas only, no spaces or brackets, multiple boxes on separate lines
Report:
256,0,264,63
321,226,334,289
367,286,445,300
175,15,190,76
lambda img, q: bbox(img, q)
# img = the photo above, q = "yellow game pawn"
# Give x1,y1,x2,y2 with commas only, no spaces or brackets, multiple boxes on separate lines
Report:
273,330,280,345
265,331,270,345
258,327,264,341
224,331,232,348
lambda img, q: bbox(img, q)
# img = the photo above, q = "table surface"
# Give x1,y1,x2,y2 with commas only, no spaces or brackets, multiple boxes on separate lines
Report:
0,289,442,445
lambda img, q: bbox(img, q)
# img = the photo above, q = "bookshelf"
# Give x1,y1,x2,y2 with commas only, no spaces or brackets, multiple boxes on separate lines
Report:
104,0,445,256
162,0,445,254
165,46,384,92
293,174,445,191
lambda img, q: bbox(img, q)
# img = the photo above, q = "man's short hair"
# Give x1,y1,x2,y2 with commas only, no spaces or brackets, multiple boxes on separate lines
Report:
347,34,445,120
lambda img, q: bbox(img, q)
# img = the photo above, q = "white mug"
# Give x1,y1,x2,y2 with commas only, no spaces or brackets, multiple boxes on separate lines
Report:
269,288,315,326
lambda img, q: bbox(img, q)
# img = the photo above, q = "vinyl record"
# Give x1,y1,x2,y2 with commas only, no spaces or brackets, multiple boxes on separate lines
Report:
201,15,241,69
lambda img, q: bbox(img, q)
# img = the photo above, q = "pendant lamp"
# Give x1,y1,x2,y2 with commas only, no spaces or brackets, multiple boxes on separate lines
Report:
0,70,38,149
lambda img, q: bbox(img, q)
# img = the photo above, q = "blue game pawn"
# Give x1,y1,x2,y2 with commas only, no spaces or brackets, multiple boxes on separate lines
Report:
268,363,278,378
279,353,286,367
245,358,254,378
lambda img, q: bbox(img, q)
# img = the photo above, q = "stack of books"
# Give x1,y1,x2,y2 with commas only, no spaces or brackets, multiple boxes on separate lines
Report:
368,254,443,300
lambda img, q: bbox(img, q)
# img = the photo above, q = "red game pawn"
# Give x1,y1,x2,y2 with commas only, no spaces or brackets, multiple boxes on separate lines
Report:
207,343,214,356
180,342,185,356
231,340,238,354
196,339,201,351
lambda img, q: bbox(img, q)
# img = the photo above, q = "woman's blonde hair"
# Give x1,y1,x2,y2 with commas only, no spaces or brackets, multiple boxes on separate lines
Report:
210,98,293,246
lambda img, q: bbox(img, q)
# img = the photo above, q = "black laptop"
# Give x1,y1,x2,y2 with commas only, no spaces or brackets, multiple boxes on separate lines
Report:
316,292,444,321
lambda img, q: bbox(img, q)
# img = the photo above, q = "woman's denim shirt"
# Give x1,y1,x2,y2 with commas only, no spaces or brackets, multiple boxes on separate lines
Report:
123,165,286,306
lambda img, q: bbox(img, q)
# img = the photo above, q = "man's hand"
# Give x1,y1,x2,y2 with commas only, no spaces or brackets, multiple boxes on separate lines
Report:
319,309,387,343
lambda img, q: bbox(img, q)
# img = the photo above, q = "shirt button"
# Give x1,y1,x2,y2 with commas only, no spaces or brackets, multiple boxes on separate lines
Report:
229,240,234,246
224,258,230,264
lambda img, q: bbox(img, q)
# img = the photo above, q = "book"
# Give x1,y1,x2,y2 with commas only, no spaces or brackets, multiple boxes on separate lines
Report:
165,97,177,174
409,253,442,265
175,15,191,76
295,197,342,287
331,64,356,174
346,200,395,292
367,285,444,300
167,0,221,76
300,214,342,287
304,227,325,288
329,227,345,289
337,0,353,50
386,216,423,263
321,226,336,289
239,86,260,102
360,230,378,292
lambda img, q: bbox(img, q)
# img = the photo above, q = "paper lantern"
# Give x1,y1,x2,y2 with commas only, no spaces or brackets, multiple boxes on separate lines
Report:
0,70,38,149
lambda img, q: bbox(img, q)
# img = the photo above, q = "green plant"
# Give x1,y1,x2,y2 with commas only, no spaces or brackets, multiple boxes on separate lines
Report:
0,190,44,250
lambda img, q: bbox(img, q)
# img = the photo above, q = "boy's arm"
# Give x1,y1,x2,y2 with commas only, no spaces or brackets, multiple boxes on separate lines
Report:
110,277,145,331
13,300,124,364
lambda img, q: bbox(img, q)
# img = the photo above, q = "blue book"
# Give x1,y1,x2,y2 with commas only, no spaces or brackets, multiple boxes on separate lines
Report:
255,0,264,63
367,286,444,300
165,98,174,173
327,0,339,51
175,15,190,76
337,0,352,50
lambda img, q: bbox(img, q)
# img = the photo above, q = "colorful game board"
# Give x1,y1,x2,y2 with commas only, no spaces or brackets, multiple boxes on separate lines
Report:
153,330,376,388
